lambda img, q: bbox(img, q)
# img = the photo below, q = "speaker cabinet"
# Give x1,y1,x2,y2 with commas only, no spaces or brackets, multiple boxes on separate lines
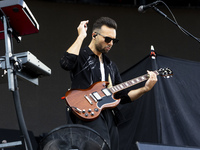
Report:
137,142,200,150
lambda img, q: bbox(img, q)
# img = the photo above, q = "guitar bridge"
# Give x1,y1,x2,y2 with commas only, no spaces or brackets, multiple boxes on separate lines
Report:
84,95,93,105
89,94,97,102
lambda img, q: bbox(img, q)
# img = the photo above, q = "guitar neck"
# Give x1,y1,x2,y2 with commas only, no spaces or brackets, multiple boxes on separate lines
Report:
109,70,159,94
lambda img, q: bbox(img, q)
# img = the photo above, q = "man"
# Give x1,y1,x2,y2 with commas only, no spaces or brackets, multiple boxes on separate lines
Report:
60,17,157,150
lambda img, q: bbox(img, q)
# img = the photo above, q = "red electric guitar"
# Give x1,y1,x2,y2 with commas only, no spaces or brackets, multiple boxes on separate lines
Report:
64,68,173,121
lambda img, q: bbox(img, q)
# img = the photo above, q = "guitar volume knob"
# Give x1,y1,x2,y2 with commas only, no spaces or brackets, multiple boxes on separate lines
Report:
94,108,99,112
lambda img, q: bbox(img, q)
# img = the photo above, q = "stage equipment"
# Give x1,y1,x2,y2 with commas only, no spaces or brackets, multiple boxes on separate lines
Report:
0,0,50,150
137,142,200,150
0,0,39,40
138,0,200,44
0,128,38,150
0,51,51,85
39,124,110,150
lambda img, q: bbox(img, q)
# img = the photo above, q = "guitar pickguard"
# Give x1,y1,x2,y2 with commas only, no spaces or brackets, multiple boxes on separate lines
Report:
97,95,117,108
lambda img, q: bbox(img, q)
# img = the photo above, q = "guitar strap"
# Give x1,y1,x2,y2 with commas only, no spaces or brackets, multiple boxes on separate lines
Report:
107,74,113,89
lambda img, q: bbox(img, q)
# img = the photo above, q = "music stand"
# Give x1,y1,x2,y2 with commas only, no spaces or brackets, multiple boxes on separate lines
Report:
0,0,51,150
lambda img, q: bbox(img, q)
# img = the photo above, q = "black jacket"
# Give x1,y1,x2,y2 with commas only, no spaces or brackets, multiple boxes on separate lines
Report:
60,46,131,104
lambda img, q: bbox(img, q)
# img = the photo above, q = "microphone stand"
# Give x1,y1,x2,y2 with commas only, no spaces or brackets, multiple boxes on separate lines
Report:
152,6,200,43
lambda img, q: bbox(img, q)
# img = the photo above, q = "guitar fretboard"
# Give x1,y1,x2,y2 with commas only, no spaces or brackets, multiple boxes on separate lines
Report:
109,71,159,94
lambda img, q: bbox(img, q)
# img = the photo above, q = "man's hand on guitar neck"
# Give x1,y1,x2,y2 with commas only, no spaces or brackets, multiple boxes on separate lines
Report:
144,70,158,92
128,70,157,101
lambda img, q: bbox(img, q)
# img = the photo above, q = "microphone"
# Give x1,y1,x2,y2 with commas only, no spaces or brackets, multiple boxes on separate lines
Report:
138,1,160,13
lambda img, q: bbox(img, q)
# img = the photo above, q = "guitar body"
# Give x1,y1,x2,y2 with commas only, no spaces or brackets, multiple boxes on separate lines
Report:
65,81,121,121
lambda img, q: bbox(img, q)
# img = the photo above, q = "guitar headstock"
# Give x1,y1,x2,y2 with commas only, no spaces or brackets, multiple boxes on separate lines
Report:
158,68,173,78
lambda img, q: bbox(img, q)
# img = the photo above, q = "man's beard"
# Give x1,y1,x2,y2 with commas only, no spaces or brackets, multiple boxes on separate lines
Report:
96,44,111,54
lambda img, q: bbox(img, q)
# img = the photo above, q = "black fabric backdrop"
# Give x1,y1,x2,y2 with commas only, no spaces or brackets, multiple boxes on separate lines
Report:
118,54,200,150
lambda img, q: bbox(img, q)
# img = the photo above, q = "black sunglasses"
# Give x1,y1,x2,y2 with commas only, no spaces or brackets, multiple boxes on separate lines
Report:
95,32,119,44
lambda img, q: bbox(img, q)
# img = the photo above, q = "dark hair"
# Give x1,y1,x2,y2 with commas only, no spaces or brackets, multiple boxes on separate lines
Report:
92,17,117,32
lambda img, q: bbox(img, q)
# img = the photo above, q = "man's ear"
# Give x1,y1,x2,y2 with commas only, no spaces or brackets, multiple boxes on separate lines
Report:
92,33,97,38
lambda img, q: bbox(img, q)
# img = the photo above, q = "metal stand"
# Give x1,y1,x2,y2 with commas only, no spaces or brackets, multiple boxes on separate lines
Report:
1,15,32,150
0,141,22,150
152,6,200,43
0,0,51,149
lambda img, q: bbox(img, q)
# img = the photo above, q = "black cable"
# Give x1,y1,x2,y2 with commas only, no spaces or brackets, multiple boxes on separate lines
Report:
159,0,200,42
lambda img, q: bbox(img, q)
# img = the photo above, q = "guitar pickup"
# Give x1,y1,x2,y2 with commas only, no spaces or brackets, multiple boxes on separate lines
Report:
102,88,111,96
92,92,102,101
